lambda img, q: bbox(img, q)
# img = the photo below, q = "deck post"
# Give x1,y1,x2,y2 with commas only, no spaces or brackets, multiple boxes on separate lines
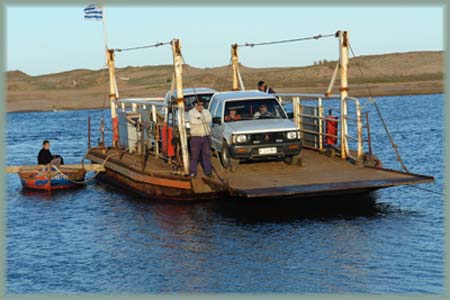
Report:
100,117,105,147
88,115,91,149
106,49,120,148
356,101,363,161
152,105,159,156
171,39,190,175
231,44,245,91
338,31,349,160
293,96,300,128
318,97,323,151
366,112,372,155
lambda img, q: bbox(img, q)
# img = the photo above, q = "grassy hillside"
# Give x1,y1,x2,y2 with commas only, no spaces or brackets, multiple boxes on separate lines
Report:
6,51,444,112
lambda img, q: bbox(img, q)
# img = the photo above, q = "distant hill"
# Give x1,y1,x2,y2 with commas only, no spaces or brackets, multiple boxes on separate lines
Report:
6,51,443,112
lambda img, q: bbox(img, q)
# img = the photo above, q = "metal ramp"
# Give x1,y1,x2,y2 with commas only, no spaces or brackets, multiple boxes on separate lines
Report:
224,149,434,198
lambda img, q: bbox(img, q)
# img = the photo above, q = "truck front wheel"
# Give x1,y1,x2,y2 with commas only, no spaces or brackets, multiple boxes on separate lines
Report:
284,154,300,165
221,141,239,172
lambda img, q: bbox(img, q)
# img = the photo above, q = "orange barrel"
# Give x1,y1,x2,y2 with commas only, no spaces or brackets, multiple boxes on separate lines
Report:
325,115,338,145
161,124,175,157
112,117,119,144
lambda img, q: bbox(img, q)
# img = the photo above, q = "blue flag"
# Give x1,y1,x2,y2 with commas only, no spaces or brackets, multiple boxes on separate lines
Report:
84,4,103,21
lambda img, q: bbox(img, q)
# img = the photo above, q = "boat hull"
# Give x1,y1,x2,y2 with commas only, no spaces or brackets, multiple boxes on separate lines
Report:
86,147,434,201
19,166,86,191
95,168,219,201
87,148,222,201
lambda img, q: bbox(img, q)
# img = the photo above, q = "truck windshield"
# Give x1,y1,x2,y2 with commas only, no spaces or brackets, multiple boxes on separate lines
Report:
224,98,287,122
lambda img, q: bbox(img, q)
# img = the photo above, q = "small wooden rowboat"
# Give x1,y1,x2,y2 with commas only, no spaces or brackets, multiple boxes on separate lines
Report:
18,165,87,191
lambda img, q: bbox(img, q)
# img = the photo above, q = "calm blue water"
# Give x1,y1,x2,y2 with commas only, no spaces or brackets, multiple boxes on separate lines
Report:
6,94,444,294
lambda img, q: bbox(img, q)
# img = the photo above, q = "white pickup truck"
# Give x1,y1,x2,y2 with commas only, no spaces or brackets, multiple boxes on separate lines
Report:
207,91,302,170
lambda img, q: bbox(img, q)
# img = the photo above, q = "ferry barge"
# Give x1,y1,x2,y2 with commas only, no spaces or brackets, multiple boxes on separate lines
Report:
86,31,433,200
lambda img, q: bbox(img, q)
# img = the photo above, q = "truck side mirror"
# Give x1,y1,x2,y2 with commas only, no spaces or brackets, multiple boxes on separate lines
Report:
212,117,222,125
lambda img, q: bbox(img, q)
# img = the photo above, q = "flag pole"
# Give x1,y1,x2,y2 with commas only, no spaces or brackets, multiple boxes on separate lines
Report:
100,3,120,147
99,1,109,51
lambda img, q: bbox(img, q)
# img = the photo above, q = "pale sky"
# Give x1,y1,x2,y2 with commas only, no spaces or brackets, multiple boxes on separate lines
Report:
6,5,444,76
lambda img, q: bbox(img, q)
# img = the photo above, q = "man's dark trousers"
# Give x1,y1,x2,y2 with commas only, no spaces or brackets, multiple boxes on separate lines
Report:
189,136,212,176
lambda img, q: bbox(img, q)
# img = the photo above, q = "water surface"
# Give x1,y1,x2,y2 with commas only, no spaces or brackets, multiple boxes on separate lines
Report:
6,94,444,294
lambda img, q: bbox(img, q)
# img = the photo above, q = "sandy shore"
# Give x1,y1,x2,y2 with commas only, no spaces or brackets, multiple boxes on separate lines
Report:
7,51,443,112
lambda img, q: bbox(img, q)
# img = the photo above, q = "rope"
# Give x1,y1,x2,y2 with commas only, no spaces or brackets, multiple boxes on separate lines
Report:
348,41,410,173
51,152,118,184
406,184,444,196
238,32,336,48
114,41,171,52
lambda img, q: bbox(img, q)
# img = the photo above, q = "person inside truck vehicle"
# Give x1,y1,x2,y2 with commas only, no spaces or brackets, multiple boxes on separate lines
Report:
257,80,276,94
253,103,273,119
224,108,242,122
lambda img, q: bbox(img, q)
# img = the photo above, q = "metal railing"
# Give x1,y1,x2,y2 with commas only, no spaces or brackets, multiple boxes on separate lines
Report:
117,98,171,159
343,97,363,161
276,93,365,161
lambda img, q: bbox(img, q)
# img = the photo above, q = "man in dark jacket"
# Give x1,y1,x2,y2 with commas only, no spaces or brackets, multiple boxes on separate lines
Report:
257,80,276,94
37,140,64,165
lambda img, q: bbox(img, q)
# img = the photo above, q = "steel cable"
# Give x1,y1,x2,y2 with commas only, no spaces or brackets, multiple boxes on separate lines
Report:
237,33,336,48
114,41,171,52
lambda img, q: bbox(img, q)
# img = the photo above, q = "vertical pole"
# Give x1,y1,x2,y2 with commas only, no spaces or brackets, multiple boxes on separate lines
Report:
106,49,119,148
338,31,349,160
100,3,109,52
293,96,300,128
88,115,91,149
356,101,363,160
137,113,142,155
152,105,159,156
299,99,303,138
231,44,245,91
231,44,239,91
366,112,372,155
100,117,105,147
171,39,190,175
318,97,323,151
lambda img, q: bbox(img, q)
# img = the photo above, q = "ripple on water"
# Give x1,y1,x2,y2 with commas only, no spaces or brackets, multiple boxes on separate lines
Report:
7,95,444,293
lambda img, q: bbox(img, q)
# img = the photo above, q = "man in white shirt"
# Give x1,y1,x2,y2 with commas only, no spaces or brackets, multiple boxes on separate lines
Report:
257,80,276,94
188,100,213,177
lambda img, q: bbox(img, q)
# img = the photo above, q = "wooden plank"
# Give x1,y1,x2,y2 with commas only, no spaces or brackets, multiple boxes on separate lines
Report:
5,164,105,173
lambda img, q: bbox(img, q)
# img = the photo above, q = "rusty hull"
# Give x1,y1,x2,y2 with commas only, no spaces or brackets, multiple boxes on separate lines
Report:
87,148,220,201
